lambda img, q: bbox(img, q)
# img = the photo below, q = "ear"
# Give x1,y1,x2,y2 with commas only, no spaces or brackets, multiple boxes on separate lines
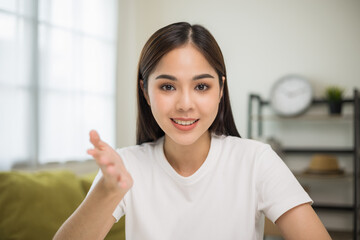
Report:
140,80,151,106
219,76,225,101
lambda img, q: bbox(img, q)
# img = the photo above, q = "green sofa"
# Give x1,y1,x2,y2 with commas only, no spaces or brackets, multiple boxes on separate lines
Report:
0,170,125,240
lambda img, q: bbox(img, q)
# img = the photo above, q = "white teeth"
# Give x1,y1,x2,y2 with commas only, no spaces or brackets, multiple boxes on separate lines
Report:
172,119,198,126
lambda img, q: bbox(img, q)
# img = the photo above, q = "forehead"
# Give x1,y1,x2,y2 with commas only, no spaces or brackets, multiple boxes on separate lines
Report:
152,44,216,74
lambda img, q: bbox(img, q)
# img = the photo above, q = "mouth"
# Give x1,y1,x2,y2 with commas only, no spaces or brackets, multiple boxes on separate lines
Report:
170,118,199,126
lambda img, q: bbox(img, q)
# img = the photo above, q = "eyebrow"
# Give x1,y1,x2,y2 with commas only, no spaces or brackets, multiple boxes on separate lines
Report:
155,73,215,81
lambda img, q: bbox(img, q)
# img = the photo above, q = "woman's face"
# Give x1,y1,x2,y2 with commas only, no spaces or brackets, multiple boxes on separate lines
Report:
143,43,223,146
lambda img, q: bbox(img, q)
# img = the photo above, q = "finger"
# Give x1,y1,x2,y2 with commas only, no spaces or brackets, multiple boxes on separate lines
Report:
87,148,96,156
102,158,129,190
107,164,117,175
105,164,122,184
91,145,124,170
119,181,128,189
87,150,113,173
110,150,126,172
101,168,118,186
89,130,104,150
107,162,125,179
87,149,102,162
107,165,128,189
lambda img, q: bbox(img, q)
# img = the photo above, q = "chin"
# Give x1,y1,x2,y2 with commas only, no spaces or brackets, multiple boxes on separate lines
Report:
172,136,198,146
166,130,210,147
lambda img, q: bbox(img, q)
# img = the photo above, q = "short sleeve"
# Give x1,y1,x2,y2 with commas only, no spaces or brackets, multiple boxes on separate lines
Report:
256,145,313,223
87,169,126,222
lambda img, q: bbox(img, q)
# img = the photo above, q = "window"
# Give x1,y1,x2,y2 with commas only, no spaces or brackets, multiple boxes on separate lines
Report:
0,0,118,170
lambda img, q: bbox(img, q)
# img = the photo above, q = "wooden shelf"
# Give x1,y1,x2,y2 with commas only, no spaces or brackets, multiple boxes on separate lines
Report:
257,97,354,106
294,172,353,180
313,203,355,212
328,230,353,240
283,148,354,155
251,114,353,121
248,90,360,240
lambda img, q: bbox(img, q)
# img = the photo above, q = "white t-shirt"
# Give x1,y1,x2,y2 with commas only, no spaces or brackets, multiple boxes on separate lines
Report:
90,134,312,240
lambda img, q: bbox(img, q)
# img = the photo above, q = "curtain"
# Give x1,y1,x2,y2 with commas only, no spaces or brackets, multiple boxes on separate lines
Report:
0,0,118,169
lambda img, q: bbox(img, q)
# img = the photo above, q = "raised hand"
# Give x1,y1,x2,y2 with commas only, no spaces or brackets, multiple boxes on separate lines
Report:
87,130,133,195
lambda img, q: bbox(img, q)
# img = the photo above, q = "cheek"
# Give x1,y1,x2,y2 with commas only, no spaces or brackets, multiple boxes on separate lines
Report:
197,93,221,115
148,91,170,113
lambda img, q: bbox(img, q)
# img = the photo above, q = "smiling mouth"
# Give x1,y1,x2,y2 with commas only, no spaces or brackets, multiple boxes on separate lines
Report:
171,118,199,126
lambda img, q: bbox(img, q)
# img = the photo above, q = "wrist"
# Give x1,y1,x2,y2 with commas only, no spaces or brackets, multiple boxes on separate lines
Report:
98,177,127,200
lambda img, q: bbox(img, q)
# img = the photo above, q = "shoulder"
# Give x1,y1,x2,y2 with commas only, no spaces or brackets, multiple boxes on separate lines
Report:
214,135,285,174
213,134,271,157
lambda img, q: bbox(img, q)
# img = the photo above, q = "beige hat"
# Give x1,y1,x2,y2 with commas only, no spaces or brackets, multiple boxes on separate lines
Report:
305,154,344,175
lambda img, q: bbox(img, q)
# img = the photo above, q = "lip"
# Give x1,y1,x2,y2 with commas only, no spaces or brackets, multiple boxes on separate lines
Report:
172,118,198,121
170,118,199,131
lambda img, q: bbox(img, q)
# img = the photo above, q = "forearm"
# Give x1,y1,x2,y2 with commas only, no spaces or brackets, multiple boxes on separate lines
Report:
53,178,125,240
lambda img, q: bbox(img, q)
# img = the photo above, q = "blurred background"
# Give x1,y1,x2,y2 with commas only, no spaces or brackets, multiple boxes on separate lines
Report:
1,0,360,239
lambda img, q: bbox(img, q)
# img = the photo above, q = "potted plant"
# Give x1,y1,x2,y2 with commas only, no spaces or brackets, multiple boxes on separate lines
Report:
325,86,344,115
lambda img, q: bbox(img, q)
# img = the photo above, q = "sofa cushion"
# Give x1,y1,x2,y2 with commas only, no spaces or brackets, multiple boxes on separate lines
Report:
106,216,126,240
0,170,85,239
79,171,98,193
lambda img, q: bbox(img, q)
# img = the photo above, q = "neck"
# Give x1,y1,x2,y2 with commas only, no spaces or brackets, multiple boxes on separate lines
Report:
163,131,211,177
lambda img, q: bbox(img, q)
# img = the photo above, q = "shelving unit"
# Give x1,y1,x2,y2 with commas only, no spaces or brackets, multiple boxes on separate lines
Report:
248,89,359,240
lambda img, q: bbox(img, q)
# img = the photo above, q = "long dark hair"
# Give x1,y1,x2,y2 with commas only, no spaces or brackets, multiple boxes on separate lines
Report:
136,22,240,144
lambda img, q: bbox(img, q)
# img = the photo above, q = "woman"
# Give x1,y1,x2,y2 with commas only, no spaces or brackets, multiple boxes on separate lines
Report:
54,22,331,240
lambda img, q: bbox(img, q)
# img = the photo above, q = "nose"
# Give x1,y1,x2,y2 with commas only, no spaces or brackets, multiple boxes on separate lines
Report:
175,90,194,112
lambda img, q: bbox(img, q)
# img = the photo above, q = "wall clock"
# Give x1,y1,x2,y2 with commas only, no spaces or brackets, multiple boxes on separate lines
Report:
270,75,313,117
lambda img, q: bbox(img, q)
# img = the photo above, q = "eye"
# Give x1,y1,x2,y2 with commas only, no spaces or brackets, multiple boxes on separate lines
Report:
161,84,175,91
195,83,209,91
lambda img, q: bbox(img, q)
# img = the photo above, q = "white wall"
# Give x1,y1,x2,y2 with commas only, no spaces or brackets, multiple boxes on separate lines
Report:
116,0,360,231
